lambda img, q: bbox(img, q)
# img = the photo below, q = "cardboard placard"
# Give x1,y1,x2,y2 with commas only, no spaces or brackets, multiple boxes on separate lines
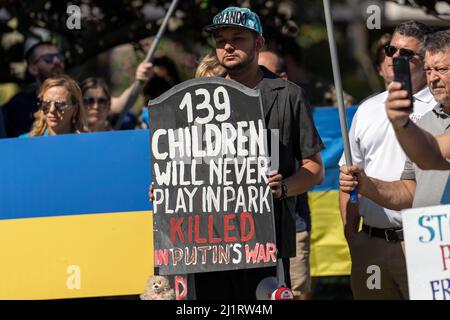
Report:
149,78,277,275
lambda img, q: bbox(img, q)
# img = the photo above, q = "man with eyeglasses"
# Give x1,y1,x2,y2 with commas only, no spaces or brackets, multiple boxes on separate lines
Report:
338,21,436,300
27,43,66,84
1,42,65,138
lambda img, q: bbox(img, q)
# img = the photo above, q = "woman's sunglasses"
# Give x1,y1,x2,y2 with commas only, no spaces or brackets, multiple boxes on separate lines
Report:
38,100,72,113
384,45,419,59
83,96,110,108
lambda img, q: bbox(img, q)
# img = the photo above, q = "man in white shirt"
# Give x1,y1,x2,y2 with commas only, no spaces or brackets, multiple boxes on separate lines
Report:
339,21,436,299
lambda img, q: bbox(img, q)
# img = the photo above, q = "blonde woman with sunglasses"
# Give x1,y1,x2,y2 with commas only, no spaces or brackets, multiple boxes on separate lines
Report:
26,75,88,137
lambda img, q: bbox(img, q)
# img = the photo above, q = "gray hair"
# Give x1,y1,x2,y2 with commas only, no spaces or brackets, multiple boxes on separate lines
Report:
423,29,450,55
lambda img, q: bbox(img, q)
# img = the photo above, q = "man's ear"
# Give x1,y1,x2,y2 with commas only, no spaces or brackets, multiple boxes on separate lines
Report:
28,63,38,78
255,36,265,52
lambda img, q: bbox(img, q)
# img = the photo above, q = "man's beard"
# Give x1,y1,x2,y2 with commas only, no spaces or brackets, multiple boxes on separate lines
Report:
40,65,64,82
221,43,256,72
223,53,255,72
49,65,64,77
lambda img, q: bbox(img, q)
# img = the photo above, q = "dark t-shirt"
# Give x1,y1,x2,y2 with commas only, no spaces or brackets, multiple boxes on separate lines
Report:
297,74,334,107
2,88,38,138
295,192,311,232
0,107,6,138
256,66,324,257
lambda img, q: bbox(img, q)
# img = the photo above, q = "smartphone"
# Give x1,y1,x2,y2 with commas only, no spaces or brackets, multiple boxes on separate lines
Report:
393,56,414,111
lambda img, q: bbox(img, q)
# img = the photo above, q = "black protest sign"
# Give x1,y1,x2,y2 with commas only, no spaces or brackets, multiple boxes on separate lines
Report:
149,77,276,275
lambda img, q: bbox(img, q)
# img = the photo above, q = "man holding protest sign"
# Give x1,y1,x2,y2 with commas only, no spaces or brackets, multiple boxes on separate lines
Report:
149,6,323,301
190,6,325,300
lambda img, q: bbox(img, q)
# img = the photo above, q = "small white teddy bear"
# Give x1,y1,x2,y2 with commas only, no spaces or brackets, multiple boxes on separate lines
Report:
140,275,175,300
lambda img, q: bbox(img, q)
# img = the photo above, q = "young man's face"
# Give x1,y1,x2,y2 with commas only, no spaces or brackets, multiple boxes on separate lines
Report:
425,50,450,108
214,27,263,71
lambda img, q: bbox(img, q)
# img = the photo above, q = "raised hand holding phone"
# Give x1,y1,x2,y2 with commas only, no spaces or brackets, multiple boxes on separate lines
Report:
393,56,414,111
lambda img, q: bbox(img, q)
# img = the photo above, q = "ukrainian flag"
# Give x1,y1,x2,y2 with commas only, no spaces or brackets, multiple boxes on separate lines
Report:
309,106,357,277
0,131,153,299
0,107,357,298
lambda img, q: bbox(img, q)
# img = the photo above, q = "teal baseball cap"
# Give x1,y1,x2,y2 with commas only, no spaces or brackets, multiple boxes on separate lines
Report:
204,7,263,36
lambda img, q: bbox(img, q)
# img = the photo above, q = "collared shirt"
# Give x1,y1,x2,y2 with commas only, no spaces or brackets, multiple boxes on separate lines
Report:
339,86,436,228
400,104,450,207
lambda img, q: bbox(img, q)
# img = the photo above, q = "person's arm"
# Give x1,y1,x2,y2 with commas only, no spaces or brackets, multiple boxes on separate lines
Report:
339,165,416,210
268,153,324,198
286,153,324,195
337,106,365,239
110,62,154,114
396,124,450,170
386,81,450,170
272,86,326,197
339,190,361,240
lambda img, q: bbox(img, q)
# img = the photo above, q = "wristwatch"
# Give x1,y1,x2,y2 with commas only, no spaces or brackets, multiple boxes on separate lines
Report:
279,181,288,200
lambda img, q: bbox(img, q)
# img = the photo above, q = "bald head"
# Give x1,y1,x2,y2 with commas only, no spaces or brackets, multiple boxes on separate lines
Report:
258,51,288,79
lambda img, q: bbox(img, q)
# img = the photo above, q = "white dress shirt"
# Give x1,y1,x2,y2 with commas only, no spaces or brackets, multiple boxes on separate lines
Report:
339,86,437,228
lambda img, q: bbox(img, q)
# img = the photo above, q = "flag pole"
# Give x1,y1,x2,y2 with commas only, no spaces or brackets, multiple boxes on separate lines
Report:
323,0,358,203
114,0,179,130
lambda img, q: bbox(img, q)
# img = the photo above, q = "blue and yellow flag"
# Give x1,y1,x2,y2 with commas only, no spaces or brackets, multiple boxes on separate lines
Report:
309,106,357,277
0,131,153,299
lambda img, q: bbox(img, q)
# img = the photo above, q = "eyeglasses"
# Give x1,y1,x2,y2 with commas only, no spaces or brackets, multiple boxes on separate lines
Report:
34,53,65,64
83,96,110,108
384,45,419,59
38,100,72,113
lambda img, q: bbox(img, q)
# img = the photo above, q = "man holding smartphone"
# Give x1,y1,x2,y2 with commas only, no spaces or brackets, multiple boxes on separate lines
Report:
338,21,435,299
384,30,450,174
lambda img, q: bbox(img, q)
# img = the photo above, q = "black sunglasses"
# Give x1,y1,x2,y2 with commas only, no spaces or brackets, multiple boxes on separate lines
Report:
35,52,65,64
38,100,72,113
83,97,110,107
384,45,418,59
